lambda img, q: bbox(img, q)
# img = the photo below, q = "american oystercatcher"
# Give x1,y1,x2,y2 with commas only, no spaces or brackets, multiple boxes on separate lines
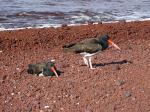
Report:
63,34,121,69
27,60,59,77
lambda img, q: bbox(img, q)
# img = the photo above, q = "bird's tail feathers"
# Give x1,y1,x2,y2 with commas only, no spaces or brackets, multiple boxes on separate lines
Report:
62,43,76,53
62,43,75,48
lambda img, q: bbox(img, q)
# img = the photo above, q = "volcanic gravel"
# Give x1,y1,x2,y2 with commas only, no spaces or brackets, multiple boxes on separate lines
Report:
0,21,150,112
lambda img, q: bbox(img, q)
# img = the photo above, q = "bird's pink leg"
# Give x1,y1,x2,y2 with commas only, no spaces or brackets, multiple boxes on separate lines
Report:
83,57,89,67
89,57,96,69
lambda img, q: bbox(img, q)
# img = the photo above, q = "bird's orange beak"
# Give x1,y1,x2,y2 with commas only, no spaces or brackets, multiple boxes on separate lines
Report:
51,66,59,77
108,39,121,50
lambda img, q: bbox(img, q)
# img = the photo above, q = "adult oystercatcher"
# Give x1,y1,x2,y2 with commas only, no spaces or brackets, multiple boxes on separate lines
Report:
63,34,121,69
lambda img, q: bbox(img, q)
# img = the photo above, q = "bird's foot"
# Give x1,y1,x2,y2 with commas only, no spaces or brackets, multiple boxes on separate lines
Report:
90,67,96,70
85,63,89,67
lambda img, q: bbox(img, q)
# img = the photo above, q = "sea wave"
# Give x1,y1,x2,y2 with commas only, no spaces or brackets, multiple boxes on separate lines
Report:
1,0,150,31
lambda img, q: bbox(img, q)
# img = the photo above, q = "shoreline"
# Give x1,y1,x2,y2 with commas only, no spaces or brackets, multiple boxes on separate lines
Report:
0,20,150,111
1,18,150,31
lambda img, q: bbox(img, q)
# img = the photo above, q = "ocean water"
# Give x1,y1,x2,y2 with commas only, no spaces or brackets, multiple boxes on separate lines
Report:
0,0,150,30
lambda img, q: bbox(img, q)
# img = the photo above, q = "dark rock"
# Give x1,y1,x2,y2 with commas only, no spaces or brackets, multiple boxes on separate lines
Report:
88,21,94,25
2,75,7,80
61,24,68,27
98,22,102,24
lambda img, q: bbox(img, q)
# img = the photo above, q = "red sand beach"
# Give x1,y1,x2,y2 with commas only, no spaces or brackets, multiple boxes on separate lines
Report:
0,21,150,112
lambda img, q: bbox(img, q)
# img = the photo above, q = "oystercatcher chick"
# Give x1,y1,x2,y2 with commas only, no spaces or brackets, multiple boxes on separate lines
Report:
63,34,121,69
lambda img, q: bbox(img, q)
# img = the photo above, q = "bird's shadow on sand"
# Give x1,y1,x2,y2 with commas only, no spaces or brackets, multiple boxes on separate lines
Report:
94,59,132,67
82,59,132,67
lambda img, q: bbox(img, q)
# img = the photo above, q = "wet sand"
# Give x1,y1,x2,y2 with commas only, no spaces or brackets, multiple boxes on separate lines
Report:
0,21,150,112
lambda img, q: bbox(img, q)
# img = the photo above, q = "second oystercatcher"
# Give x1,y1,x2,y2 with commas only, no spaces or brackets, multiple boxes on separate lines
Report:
63,34,121,69
27,60,59,77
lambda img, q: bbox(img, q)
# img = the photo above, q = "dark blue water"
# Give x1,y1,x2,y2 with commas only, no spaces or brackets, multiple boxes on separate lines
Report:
0,0,150,30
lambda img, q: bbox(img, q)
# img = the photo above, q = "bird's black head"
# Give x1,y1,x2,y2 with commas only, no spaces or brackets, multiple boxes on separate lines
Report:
99,34,110,50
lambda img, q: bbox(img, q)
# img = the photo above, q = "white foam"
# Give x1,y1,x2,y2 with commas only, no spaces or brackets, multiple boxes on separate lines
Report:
0,27,32,31
0,18,150,31
71,14,91,21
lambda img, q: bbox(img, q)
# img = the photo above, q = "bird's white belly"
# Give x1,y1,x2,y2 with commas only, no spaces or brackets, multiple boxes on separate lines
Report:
80,52,98,57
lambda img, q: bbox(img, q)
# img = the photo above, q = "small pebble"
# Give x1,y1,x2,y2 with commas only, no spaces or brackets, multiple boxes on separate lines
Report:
11,93,14,96
141,90,144,93
0,51,2,53
115,80,125,86
124,91,132,97
44,106,49,109
61,24,68,27
76,102,79,105
2,75,7,80
60,107,64,110
65,94,68,97
132,97,136,101
16,67,20,71
106,94,110,97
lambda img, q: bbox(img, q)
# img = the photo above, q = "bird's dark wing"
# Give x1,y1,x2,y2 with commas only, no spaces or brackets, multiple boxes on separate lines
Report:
63,38,98,48
73,43,102,53
63,38,102,53
80,38,99,44
62,43,76,48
